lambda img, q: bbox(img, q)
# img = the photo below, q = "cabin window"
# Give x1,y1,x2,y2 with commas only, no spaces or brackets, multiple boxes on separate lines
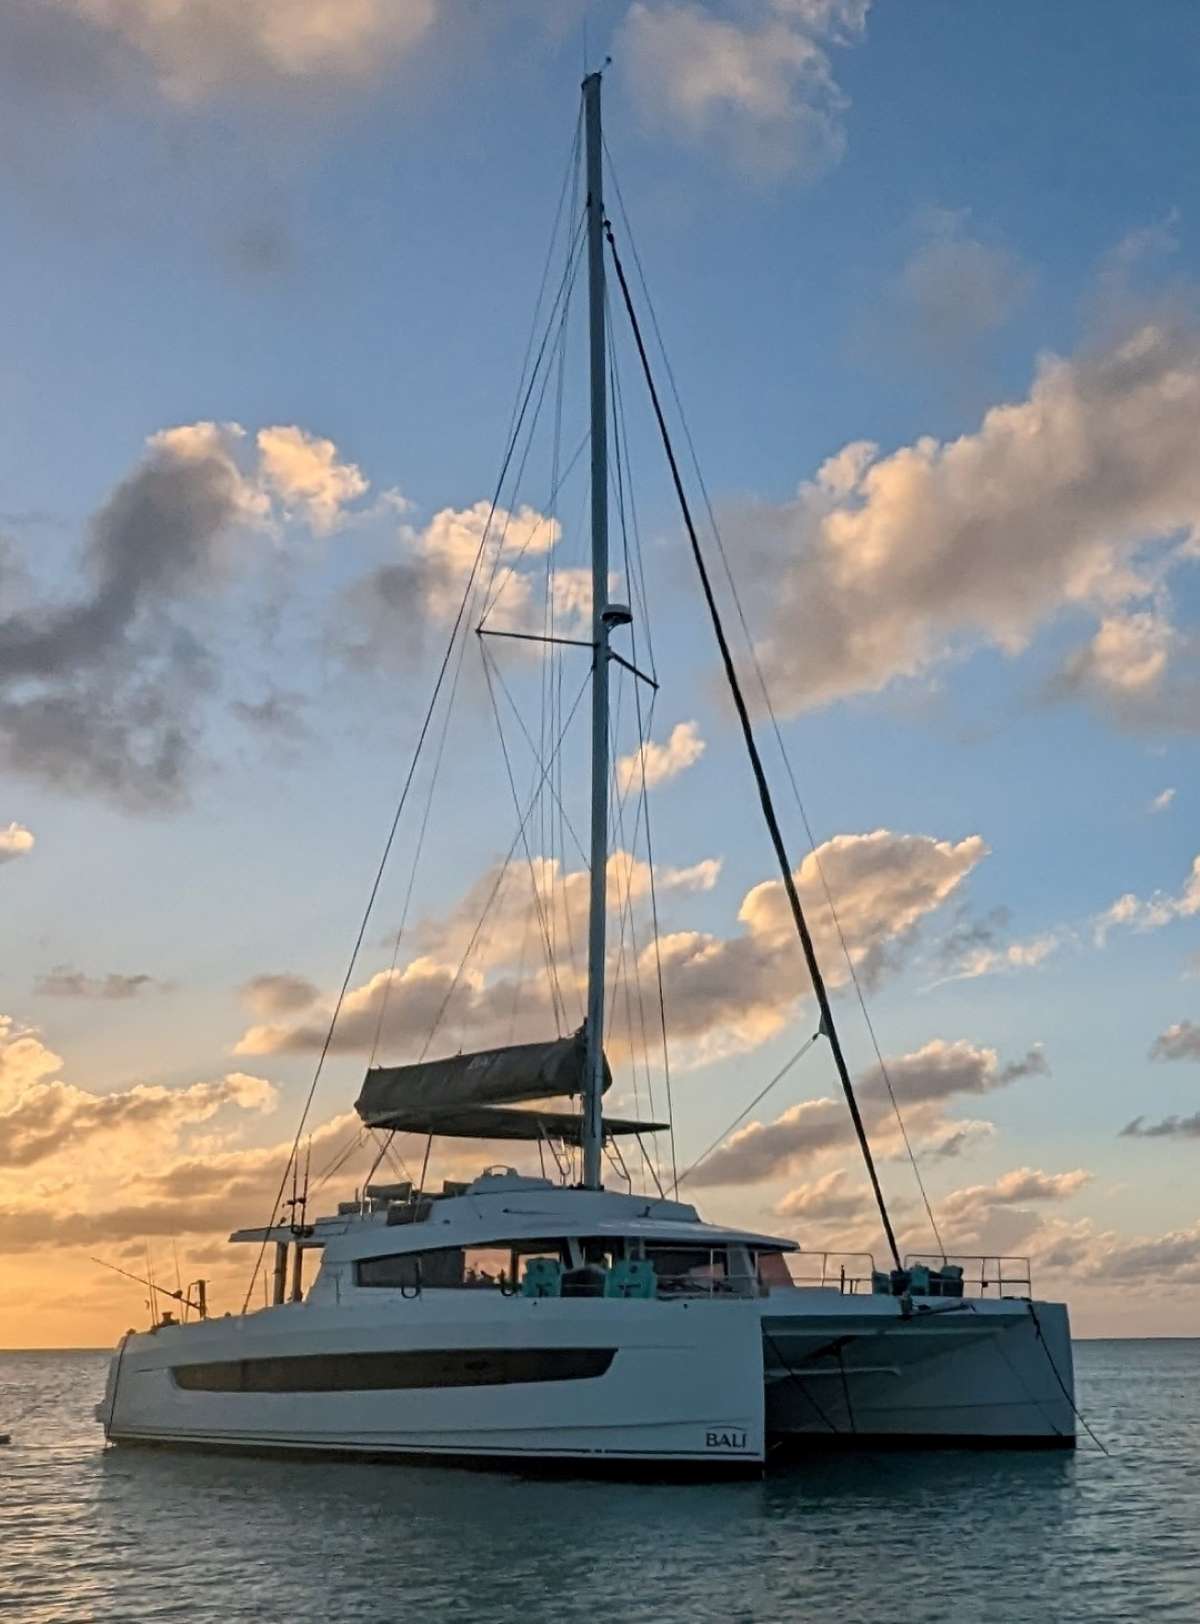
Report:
355,1240,569,1290
644,1245,728,1292
755,1251,793,1288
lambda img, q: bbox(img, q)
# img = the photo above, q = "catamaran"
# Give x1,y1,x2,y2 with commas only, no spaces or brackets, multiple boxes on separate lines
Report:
96,72,1076,1471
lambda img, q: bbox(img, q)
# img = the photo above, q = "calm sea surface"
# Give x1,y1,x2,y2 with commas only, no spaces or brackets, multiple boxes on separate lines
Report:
1,1340,1197,1623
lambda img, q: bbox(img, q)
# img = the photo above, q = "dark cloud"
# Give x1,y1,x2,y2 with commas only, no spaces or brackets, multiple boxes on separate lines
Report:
231,690,308,737
1121,1113,1200,1140
0,434,249,804
239,973,320,1018
1150,1021,1200,1062
33,967,161,1000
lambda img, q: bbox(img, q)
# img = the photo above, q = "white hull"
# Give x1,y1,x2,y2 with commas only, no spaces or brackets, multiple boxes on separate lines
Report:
763,1292,1075,1449
98,1296,767,1472
99,1285,1075,1469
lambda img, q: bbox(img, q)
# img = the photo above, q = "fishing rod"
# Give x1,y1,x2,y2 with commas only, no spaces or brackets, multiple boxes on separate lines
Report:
90,1257,207,1317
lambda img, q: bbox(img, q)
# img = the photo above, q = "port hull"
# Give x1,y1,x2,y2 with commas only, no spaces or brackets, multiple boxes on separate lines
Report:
762,1292,1076,1449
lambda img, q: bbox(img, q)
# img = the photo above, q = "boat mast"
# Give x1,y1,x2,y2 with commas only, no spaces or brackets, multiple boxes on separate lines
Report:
581,68,610,1190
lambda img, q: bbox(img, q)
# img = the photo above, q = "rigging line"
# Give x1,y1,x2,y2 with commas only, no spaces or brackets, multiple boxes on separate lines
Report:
501,112,583,475
481,638,566,1030
478,425,590,628
606,286,656,680
603,152,941,1256
478,229,587,624
240,245,574,1317
480,640,568,1031
484,641,588,865
419,667,592,1060
311,1124,369,1191
542,130,580,932
605,690,666,1187
673,1031,822,1194
607,223,903,1271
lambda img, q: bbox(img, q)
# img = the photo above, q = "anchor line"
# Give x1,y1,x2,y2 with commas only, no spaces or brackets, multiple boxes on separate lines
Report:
1028,1302,1110,1455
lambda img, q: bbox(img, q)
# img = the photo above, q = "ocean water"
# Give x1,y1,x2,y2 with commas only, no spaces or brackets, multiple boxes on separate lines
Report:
0,1341,1197,1623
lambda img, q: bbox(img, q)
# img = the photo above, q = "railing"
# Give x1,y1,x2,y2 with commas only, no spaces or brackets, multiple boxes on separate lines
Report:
782,1251,878,1295
653,1269,759,1299
904,1253,1033,1298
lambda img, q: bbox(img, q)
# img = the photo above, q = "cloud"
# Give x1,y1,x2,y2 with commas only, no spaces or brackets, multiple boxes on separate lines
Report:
626,829,985,1064
256,426,368,535
898,208,1032,361
730,323,1200,718
691,1037,1045,1187
234,846,722,1059
1121,1112,1200,1139
1149,1020,1200,1062
0,1015,277,1170
235,826,980,1068
616,720,706,792
1095,853,1200,942
342,500,566,670
0,421,360,803
933,903,1064,983
774,1166,875,1222
33,967,162,1000
1050,610,1188,725
0,823,34,865
51,0,438,102
938,1166,1090,1223
619,0,870,178
239,973,321,1017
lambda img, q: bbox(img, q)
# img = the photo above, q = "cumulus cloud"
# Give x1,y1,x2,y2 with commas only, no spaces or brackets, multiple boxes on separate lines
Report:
1051,609,1185,725
0,420,361,803
235,846,722,1059
239,972,321,1018
619,0,869,178
1149,1020,1200,1062
730,323,1200,719
33,967,162,1000
51,0,438,101
256,426,368,534
774,1166,874,1222
627,829,981,1064
342,501,567,669
616,720,706,793
0,823,34,865
691,1037,1045,1187
235,826,980,1068
938,1166,1090,1222
0,1015,277,1170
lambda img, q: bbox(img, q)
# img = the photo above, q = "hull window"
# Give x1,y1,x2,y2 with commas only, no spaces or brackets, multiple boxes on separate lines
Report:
171,1347,615,1393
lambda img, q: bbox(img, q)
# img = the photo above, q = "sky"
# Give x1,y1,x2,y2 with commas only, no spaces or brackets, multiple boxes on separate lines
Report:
2,0,1200,1346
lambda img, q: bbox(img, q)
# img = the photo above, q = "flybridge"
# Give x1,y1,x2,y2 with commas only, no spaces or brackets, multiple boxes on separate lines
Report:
354,1029,668,1144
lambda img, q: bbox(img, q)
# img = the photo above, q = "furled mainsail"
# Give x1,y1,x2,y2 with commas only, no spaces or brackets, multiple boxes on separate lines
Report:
353,1029,666,1142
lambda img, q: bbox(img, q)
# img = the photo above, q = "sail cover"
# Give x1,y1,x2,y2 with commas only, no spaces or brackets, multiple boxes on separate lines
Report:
355,1029,618,1136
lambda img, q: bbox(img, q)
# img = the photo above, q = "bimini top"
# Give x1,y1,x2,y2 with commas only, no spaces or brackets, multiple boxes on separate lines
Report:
354,1028,666,1143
